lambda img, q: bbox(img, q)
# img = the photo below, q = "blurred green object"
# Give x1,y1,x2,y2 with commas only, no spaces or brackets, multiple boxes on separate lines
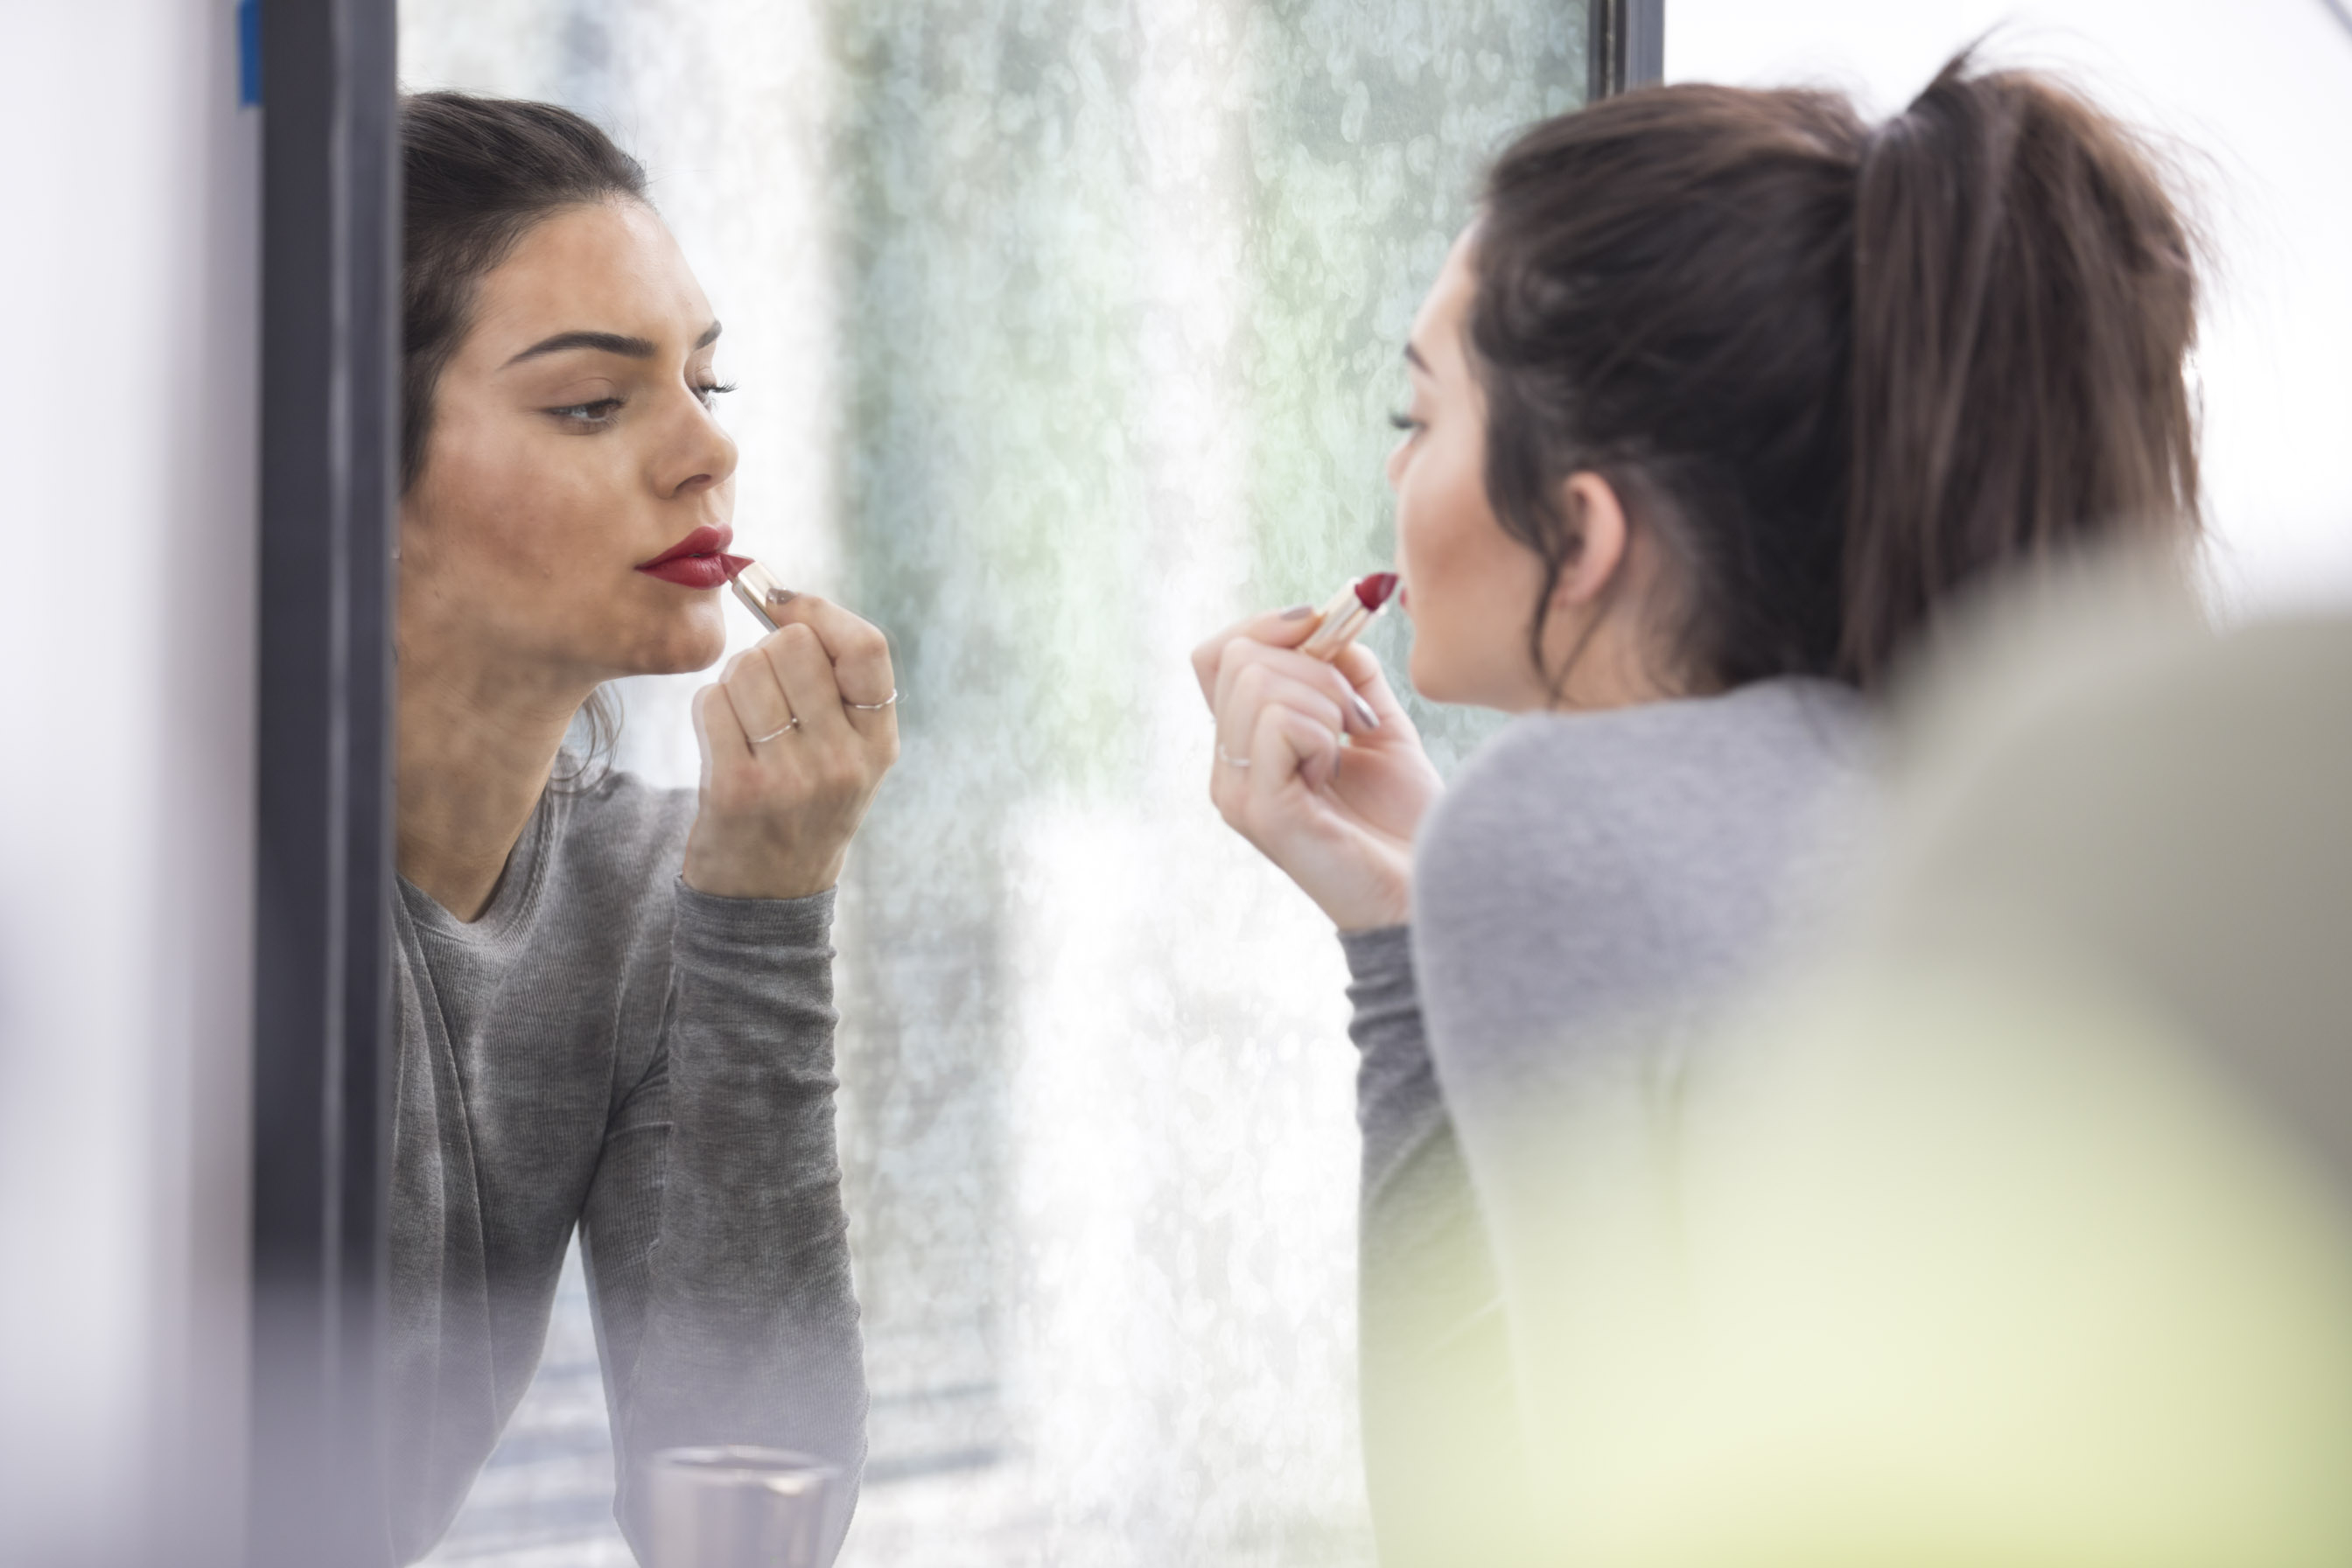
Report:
1513,591,2352,1566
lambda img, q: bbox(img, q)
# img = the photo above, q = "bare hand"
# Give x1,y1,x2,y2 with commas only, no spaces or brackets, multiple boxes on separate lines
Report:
1192,606,1443,930
683,595,899,900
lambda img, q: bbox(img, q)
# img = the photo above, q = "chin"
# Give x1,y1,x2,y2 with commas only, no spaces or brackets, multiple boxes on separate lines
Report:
1405,642,1452,705
626,602,731,675
1409,639,1533,713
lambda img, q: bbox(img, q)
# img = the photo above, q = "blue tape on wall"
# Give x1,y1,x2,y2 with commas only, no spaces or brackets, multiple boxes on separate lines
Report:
239,0,262,106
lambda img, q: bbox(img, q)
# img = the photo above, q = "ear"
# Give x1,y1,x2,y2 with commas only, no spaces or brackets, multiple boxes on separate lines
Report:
1550,471,1631,610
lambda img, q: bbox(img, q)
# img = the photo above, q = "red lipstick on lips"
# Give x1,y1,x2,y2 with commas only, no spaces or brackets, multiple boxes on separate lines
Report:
635,523,751,591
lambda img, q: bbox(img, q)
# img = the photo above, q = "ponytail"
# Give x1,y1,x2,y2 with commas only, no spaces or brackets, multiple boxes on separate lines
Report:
1470,50,2198,695
1843,55,2199,684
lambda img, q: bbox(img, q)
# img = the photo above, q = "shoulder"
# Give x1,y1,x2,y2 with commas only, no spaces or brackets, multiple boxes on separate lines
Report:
1423,678,1872,896
1408,679,1878,1125
1412,680,1876,1024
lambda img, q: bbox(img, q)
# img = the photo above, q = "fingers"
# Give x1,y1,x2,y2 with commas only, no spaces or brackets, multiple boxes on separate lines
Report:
692,681,748,775
765,593,898,712
758,622,856,748
718,592,898,764
1253,699,1342,795
1207,690,1343,833
1191,603,1320,708
1207,659,1345,812
1332,641,1410,726
1214,636,1377,749
1213,655,1346,768
683,591,901,902
720,646,797,746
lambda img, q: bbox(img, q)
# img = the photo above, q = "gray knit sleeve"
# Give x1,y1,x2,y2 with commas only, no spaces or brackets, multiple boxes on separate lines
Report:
1340,925,1531,1566
1341,924,1448,1217
579,883,866,1564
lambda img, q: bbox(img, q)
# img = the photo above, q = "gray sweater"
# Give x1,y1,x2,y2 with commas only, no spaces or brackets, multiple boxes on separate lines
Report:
1340,678,1872,1563
386,772,865,1565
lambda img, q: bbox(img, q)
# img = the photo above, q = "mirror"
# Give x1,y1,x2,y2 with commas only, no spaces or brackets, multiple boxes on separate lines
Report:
387,4,1593,1562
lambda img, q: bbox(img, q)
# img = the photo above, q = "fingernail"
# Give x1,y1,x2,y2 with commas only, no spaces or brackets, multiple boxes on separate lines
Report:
1279,604,1315,620
1348,692,1382,731
766,588,799,606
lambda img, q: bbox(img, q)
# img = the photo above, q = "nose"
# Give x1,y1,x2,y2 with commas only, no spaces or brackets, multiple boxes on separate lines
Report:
657,389,738,500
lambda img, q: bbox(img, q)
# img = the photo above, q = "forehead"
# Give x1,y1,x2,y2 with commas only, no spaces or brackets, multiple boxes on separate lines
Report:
465,200,712,360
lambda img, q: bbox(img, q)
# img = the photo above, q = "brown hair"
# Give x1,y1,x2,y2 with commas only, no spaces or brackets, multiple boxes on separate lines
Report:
1471,51,2199,692
399,92,649,782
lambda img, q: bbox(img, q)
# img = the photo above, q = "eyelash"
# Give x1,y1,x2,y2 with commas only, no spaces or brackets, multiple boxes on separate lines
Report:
1389,410,1424,433
550,398,626,427
545,381,738,428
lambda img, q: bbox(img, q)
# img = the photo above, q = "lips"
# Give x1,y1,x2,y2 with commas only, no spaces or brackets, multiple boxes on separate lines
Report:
636,524,749,591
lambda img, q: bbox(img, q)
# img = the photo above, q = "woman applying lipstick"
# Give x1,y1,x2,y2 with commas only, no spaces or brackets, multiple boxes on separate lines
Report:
1194,56,2201,1562
388,94,890,1564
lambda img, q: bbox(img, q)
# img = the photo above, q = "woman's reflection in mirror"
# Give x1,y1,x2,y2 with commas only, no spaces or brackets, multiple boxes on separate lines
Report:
388,94,892,1565
1195,50,2202,1563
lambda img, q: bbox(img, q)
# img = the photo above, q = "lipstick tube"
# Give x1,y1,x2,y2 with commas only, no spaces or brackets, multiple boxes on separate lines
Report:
729,558,797,634
1298,571,1399,662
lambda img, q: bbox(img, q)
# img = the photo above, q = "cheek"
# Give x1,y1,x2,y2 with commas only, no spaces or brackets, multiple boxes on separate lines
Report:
404,425,636,658
412,426,593,584
1395,449,1471,695
406,420,732,677
1396,437,1488,625
1396,432,1533,701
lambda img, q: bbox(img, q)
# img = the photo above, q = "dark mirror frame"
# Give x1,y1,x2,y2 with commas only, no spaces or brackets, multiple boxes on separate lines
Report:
248,0,399,1562
1592,0,1666,101
239,4,1658,1561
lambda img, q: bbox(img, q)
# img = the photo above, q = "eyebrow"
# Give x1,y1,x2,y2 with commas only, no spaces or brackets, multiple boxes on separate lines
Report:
502,319,723,368
1404,341,1432,374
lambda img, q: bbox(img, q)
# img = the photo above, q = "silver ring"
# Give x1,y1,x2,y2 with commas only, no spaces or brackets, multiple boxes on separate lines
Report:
846,688,900,711
750,717,802,744
1217,746,1251,769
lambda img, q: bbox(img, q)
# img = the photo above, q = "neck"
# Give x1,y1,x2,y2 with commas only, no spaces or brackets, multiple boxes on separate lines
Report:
1516,606,1683,714
396,634,595,922
1532,538,1693,713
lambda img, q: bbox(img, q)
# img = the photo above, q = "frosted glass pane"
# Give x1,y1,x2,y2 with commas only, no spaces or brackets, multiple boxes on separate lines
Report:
399,4,1583,1563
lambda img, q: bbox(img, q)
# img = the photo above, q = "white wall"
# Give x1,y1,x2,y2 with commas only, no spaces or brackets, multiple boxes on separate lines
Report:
1667,0,2352,615
0,2,258,1564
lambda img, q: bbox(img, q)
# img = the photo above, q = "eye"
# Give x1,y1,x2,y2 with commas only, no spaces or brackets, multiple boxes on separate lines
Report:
693,380,738,410
1389,410,1424,434
547,397,626,427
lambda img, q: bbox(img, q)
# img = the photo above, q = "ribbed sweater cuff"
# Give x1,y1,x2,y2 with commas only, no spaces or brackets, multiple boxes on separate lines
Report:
671,880,836,955
1339,923,1417,1017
